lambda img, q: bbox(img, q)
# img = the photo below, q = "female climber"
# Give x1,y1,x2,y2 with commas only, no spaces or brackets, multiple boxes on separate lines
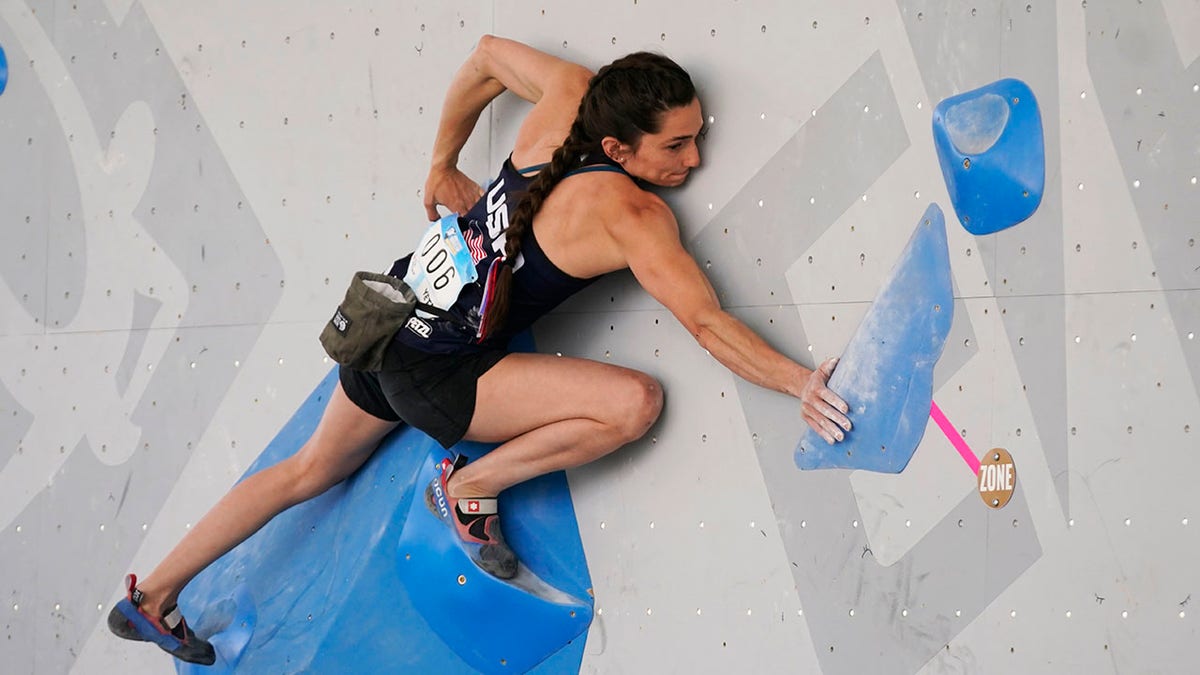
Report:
108,35,851,665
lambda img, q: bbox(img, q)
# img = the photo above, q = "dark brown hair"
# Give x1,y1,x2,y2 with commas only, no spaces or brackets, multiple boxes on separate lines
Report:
480,52,695,339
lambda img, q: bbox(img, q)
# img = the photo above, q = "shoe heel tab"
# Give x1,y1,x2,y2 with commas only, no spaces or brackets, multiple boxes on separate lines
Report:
439,454,469,480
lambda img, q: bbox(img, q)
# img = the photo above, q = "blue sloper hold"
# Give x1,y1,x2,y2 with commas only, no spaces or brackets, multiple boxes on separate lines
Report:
177,365,592,674
795,204,954,473
0,43,8,96
398,451,592,674
177,584,256,674
932,78,1044,235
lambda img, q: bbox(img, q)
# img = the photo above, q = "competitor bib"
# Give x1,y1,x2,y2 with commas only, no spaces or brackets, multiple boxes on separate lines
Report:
403,214,479,313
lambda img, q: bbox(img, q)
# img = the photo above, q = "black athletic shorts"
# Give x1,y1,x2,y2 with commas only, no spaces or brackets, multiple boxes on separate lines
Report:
338,338,508,448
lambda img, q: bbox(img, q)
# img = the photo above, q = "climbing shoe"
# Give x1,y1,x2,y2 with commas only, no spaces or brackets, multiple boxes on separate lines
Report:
107,574,216,666
425,454,519,580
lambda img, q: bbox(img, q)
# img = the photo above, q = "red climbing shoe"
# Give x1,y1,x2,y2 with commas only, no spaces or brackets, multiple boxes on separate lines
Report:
425,455,518,579
107,574,215,665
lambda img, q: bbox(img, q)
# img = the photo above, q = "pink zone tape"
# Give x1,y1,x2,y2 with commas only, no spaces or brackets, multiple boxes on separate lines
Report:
930,400,980,475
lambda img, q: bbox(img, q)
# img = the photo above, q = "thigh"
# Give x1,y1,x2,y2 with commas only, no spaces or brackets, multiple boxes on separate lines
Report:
292,382,401,486
465,352,660,443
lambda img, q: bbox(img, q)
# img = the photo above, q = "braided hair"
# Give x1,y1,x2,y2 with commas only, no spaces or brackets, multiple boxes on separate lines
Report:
480,51,696,339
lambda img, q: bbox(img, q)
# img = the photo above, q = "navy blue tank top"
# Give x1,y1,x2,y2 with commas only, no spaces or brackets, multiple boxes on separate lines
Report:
390,155,628,354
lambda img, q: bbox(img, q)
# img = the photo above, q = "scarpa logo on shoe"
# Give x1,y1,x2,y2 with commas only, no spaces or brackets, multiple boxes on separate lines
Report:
432,481,449,519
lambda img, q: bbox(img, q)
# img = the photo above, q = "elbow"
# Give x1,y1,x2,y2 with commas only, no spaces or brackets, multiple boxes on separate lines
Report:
471,34,515,77
687,310,723,353
472,34,499,67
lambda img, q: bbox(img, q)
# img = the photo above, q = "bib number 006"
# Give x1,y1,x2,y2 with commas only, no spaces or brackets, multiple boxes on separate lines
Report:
403,215,479,311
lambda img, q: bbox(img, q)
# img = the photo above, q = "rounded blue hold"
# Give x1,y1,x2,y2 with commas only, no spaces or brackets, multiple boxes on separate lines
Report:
932,78,1045,236
0,43,8,96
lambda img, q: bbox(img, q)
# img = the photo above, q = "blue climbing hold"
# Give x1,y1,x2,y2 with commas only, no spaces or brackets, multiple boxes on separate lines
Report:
0,43,8,96
795,204,954,473
398,450,592,674
177,364,592,673
177,584,255,675
932,78,1044,235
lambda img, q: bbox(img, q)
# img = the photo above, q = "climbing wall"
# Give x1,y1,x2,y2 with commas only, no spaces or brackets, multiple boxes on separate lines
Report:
0,1,1195,673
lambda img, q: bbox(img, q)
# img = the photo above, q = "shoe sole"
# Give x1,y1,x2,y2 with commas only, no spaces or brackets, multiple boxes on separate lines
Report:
108,601,216,665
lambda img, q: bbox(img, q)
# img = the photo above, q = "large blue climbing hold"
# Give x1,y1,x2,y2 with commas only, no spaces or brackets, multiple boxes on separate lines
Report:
399,451,592,674
177,365,592,673
0,43,8,96
177,585,256,675
795,204,954,473
932,78,1044,235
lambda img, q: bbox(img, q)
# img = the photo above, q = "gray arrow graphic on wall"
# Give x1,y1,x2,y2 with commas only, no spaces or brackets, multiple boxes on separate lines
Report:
0,4,283,672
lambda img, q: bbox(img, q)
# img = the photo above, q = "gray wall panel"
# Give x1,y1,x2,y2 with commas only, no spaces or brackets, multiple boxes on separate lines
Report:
0,2,1191,673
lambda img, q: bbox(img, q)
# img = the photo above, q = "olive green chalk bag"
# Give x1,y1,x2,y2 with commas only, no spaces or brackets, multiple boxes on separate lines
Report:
318,271,462,372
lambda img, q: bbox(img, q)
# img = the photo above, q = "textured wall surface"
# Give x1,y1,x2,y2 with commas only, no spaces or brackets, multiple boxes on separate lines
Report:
0,1,1195,673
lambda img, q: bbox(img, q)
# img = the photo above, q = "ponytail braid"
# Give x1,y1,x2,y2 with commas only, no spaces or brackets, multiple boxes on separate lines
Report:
477,116,596,338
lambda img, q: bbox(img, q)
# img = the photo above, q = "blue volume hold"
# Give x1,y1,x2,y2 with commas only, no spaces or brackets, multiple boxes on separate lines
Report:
0,43,8,96
177,585,256,675
399,451,592,674
932,78,1044,235
178,358,592,673
795,204,954,473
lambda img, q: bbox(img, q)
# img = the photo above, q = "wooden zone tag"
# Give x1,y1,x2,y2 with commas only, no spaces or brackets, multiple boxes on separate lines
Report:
978,447,1017,509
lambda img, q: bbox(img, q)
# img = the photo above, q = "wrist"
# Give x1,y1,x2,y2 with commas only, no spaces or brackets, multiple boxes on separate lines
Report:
429,156,458,173
785,364,812,398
